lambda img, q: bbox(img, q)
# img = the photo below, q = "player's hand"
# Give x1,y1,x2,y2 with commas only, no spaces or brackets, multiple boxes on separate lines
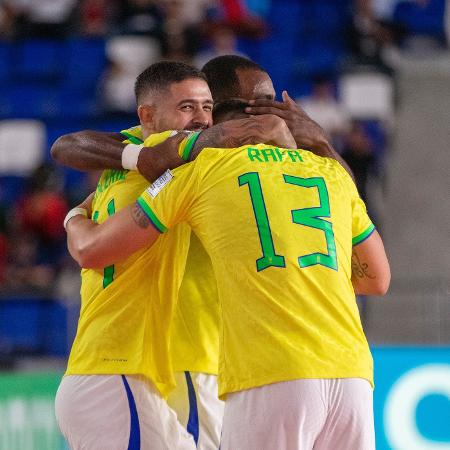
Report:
245,91,331,152
78,192,95,218
137,133,186,182
191,114,296,154
252,114,297,149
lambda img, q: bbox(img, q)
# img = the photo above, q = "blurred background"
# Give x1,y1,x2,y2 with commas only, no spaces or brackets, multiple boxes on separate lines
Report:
0,0,449,449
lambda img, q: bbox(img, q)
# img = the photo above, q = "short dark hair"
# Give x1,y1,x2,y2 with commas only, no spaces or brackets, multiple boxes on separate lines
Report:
213,99,249,123
135,60,207,104
202,55,267,102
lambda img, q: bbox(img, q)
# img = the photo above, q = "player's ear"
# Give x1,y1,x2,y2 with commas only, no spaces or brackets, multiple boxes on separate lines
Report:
138,104,156,130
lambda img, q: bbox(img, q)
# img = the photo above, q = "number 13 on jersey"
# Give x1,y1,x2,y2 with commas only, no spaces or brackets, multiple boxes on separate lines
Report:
238,172,338,272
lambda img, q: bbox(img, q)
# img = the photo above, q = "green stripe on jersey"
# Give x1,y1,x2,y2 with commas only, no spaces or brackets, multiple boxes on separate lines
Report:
121,132,144,145
181,131,201,161
352,223,375,246
136,198,167,233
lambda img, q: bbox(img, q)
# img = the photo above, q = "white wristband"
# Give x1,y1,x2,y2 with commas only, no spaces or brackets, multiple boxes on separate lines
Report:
64,207,88,230
122,143,144,170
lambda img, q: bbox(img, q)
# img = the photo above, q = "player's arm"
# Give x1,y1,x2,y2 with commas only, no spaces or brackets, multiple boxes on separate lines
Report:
51,131,125,170
245,91,354,179
189,114,296,160
351,230,390,296
66,199,160,269
50,130,186,182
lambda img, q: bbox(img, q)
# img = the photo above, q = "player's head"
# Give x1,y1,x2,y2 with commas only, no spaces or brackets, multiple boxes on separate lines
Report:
202,55,275,103
212,99,249,123
135,61,213,138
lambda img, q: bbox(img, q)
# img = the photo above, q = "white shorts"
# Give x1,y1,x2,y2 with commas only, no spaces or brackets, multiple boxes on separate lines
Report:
221,378,375,450
167,372,224,450
55,374,196,450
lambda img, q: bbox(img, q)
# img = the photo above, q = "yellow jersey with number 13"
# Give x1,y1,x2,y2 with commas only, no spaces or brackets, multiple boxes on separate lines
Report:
138,143,375,398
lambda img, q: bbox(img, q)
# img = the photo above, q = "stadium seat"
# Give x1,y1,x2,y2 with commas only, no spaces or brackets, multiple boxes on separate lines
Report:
0,42,12,83
106,35,161,75
0,175,27,205
339,72,394,121
0,298,69,356
0,299,46,354
63,38,107,93
311,1,351,39
267,0,310,36
293,39,344,78
0,119,46,175
0,83,62,119
394,0,446,40
15,40,64,81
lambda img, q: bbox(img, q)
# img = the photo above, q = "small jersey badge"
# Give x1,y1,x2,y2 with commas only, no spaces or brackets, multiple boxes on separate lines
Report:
147,169,173,198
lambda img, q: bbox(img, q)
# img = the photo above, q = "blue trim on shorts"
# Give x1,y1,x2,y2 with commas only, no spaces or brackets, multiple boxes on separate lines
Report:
185,371,200,445
121,375,141,450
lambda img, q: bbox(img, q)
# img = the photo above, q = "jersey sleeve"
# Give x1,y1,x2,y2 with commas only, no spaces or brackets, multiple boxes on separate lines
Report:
136,162,199,233
338,163,375,246
120,125,143,144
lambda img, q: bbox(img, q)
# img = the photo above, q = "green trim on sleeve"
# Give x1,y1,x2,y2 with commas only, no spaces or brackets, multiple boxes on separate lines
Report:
352,223,375,246
121,131,144,145
181,131,201,161
136,198,168,233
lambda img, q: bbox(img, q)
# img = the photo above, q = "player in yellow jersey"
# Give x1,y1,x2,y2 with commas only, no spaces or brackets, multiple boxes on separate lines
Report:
65,101,390,450
54,62,214,450
53,56,349,450
55,61,296,450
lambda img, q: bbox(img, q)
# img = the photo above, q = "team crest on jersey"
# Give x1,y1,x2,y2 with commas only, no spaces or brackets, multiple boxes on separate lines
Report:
146,169,173,198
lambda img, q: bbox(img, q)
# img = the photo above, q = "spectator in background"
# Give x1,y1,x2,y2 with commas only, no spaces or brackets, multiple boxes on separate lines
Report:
0,211,7,286
116,0,164,38
350,0,404,70
98,57,138,115
341,120,377,206
11,0,77,38
77,0,118,37
159,0,203,62
0,1,19,38
194,24,245,68
298,76,350,151
204,0,267,38
220,0,266,35
5,164,68,294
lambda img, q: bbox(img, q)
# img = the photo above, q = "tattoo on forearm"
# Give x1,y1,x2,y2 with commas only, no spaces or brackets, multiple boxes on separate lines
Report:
131,203,151,229
351,251,375,279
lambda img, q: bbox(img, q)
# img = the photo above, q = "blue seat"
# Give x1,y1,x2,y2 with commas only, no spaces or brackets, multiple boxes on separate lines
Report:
43,301,69,356
311,1,351,38
0,299,46,354
266,0,310,36
0,298,69,356
259,37,296,89
63,38,107,94
293,39,344,78
0,176,27,204
3,83,61,119
15,40,64,80
394,0,445,39
0,42,12,83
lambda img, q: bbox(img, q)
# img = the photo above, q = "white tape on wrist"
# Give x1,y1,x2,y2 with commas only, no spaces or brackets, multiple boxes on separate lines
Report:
122,143,144,171
64,207,88,230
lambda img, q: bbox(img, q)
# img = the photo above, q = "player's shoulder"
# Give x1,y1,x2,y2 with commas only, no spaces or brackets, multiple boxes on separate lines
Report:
121,125,143,142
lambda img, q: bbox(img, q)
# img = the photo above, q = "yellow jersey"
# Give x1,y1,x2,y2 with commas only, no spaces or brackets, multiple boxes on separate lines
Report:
66,131,191,397
138,143,376,398
121,126,219,374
